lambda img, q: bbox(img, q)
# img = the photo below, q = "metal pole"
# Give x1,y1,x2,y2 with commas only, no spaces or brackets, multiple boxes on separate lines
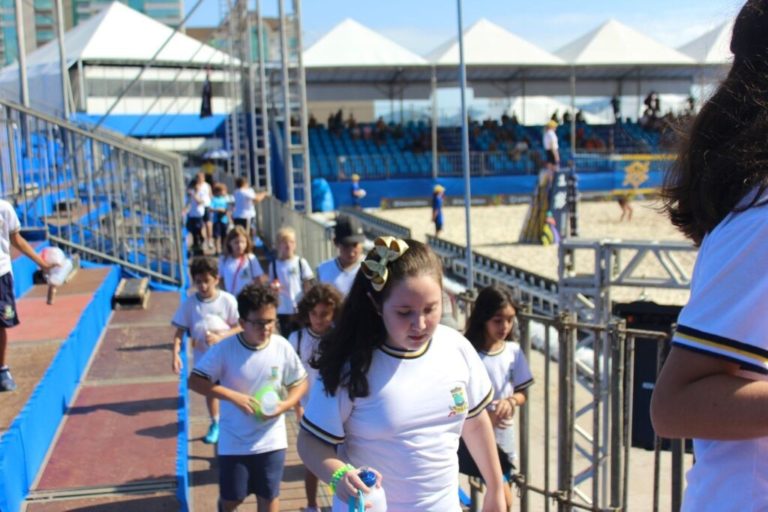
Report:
570,67,576,156
456,0,473,291
255,0,271,195
277,0,294,208
14,0,29,107
431,65,438,179
54,0,69,119
293,0,312,213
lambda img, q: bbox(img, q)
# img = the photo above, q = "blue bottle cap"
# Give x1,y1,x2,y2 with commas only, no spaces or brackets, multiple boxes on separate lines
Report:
358,469,376,488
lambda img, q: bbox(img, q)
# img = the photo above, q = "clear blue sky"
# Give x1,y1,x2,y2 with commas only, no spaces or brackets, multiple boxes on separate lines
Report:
184,0,742,55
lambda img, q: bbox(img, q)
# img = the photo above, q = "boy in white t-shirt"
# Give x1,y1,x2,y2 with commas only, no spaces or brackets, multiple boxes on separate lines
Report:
315,215,365,297
267,226,314,335
171,257,241,444
190,283,308,512
0,199,56,392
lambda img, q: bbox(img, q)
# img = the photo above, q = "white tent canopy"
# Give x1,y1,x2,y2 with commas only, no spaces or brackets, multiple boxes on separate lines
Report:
556,19,695,65
678,20,734,64
427,18,563,65
304,18,426,67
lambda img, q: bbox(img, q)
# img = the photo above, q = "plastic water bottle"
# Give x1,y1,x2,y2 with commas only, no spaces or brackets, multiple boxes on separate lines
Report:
41,247,73,286
357,470,387,511
252,384,280,418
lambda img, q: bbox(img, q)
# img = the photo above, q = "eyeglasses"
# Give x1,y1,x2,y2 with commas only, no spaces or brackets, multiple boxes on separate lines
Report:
243,318,277,329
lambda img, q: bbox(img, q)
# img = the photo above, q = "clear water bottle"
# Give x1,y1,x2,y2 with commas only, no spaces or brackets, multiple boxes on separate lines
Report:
330,468,387,512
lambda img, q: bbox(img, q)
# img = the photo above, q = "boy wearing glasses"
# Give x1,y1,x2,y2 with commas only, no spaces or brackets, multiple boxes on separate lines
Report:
189,283,308,512
171,257,241,444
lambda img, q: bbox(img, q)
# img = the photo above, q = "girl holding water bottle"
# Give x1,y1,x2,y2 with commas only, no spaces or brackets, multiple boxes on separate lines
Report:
297,237,506,511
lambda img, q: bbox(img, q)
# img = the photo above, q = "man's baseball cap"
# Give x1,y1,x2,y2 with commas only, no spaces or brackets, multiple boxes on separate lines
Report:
334,216,366,245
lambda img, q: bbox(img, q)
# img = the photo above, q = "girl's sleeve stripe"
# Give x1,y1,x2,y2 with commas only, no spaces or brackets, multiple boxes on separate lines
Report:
299,416,345,445
191,369,212,381
674,324,768,374
286,373,308,389
467,388,494,418
515,378,534,392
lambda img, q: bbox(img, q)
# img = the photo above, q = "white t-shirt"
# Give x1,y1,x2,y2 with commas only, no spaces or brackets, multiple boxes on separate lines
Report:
219,254,264,296
233,187,257,220
192,333,307,456
301,324,493,512
316,257,360,297
171,290,239,361
479,341,534,459
0,200,20,276
671,199,768,512
288,327,322,407
187,187,207,218
543,129,558,151
198,182,212,208
269,256,314,315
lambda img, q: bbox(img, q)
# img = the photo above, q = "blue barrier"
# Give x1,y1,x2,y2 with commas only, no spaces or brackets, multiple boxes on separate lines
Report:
175,331,190,511
0,265,120,512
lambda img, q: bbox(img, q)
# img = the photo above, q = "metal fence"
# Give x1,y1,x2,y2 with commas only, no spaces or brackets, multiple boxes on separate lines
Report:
0,99,186,287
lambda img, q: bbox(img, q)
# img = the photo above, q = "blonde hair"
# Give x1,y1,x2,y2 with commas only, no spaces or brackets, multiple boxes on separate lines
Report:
276,226,296,244
223,226,253,258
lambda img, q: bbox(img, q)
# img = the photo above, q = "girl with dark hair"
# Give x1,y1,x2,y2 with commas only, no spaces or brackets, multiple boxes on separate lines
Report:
287,283,344,512
297,237,506,511
650,1,768,510
460,285,533,510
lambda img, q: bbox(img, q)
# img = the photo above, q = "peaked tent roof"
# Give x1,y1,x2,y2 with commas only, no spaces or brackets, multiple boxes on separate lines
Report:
556,19,694,65
12,1,232,68
304,18,426,67
678,20,734,64
427,18,563,65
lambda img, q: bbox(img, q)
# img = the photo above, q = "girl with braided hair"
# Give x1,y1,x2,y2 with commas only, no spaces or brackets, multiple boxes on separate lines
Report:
297,237,506,511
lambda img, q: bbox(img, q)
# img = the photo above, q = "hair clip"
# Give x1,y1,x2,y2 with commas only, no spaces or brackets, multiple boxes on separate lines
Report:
360,236,409,291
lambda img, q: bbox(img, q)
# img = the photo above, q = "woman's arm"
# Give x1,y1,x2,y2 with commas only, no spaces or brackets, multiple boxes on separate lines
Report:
651,346,768,439
461,410,507,512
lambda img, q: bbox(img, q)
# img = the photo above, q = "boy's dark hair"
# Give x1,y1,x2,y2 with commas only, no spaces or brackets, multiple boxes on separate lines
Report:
663,0,768,245
313,238,442,400
237,283,279,319
296,283,344,327
190,256,219,279
464,285,518,352
235,176,246,188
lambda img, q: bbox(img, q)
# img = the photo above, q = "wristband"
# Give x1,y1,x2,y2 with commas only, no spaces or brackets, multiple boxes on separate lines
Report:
329,463,355,494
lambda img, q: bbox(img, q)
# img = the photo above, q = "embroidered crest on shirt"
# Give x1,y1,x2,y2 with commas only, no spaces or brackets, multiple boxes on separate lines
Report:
270,366,279,380
448,386,468,416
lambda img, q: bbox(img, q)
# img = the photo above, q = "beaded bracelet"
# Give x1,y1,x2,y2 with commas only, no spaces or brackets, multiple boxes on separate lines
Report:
329,463,355,494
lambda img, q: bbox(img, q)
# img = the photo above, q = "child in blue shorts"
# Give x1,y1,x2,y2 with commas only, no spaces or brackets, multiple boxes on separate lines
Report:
190,283,307,512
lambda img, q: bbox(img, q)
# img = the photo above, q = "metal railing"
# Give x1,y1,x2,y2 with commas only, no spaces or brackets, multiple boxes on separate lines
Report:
339,206,412,240
0,99,186,287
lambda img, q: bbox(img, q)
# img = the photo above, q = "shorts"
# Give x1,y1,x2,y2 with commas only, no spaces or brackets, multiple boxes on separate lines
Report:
434,214,444,231
233,218,250,230
0,272,19,328
202,207,211,223
545,150,557,165
219,449,286,501
457,438,515,478
213,221,228,239
186,216,204,234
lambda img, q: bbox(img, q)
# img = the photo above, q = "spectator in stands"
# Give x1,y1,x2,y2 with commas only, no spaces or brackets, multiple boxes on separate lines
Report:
543,120,560,173
297,237,506,510
308,113,317,129
650,2,768,510
563,111,572,124
550,110,560,124
575,110,586,124
267,226,314,336
0,201,56,392
459,285,534,511
189,283,307,512
316,216,365,297
432,184,446,236
171,257,241,444
611,96,621,123
288,283,344,512
232,177,268,240
350,174,366,209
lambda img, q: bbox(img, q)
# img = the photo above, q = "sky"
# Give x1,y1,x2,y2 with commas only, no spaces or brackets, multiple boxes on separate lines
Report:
184,0,744,56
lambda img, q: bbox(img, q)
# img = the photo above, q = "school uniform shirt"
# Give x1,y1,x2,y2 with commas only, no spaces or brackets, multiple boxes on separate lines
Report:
670,196,768,512
288,327,322,407
300,324,493,512
210,195,229,225
269,257,314,315
171,290,239,360
0,199,20,276
186,189,206,219
192,333,307,456
315,257,360,297
479,341,534,459
233,187,257,220
219,254,264,296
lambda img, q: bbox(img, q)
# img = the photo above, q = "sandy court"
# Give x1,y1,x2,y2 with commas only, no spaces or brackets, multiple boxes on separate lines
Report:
372,198,696,306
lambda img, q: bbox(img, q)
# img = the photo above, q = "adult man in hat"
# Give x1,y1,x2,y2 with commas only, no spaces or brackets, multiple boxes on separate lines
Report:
316,215,366,296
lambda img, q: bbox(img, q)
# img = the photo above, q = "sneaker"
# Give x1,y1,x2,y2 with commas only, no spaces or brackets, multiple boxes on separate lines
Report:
0,367,17,392
203,422,219,444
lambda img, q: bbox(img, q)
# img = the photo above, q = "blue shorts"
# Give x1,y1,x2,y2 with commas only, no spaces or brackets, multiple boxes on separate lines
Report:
219,449,286,502
0,272,19,328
